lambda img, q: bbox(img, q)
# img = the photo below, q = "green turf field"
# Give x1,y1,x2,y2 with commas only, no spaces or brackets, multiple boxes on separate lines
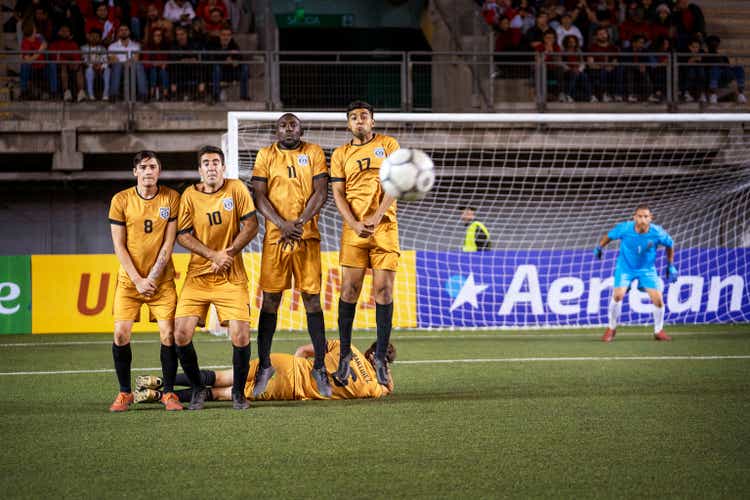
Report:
2,325,749,499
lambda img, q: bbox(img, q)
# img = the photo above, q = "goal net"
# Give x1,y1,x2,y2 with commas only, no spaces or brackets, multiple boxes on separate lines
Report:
226,112,750,331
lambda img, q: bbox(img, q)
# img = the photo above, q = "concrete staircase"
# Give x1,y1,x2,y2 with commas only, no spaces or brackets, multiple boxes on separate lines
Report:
701,0,750,52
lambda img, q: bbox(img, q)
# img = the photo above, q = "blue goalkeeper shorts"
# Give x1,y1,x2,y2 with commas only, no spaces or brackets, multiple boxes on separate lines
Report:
613,264,662,292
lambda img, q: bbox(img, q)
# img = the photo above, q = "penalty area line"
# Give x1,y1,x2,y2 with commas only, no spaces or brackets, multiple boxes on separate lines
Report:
1,355,749,376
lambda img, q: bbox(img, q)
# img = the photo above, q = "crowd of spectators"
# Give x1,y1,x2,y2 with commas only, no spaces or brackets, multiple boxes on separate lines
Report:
11,0,252,102
480,0,747,104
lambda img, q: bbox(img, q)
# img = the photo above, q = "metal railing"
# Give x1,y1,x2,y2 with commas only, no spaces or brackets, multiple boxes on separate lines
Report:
2,50,748,111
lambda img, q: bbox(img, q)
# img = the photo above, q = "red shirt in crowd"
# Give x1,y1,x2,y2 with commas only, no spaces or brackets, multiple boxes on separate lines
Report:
197,0,227,22
21,35,45,69
587,42,619,63
49,39,82,62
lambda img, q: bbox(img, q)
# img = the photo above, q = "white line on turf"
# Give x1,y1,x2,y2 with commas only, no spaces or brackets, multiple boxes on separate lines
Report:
1,355,748,376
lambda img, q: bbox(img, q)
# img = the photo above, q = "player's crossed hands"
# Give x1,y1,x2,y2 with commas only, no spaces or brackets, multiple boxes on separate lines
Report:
135,277,157,297
210,248,234,273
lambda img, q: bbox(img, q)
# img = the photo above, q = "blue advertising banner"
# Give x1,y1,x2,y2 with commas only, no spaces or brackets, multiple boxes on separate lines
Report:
416,249,750,327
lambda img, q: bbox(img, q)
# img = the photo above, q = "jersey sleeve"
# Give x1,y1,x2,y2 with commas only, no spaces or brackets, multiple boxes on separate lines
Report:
658,227,674,248
384,135,400,155
251,148,268,182
311,145,329,180
235,181,256,221
108,193,126,226
607,222,626,240
330,148,345,183
168,190,180,222
177,191,194,235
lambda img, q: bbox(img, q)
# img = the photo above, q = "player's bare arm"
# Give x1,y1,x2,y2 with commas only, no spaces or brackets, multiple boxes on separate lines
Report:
294,343,316,358
111,223,157,296
177,230,233,272
226,213,259,257
296,174,328,227
332,182,373,238
147,219,177,281
252,177,302,245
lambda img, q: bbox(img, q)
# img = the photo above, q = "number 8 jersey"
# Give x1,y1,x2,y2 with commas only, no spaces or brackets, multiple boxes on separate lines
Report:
177,179,256,283
108,186,180,285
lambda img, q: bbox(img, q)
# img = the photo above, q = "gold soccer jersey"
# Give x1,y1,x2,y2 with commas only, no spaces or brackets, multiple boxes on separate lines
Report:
177,179,255,283
252,141,328,242
108,186,180,285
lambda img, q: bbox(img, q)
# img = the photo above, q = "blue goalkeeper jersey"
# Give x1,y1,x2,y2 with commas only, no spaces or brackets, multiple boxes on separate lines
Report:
607,221,673,271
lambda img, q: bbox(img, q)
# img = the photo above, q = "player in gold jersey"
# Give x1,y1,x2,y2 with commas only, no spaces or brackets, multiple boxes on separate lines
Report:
134,340,395,404
330,101,400,387
174,145,259,410
108,151,183,412
251,113,332,398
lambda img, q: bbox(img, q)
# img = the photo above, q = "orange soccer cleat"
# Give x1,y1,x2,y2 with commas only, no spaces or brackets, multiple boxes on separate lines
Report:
109,391,135,412
654,330,672,341
601,328,616,343
160,392,184,411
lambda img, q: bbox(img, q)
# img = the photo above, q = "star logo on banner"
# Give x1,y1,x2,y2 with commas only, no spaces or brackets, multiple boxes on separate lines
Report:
449,273,489,312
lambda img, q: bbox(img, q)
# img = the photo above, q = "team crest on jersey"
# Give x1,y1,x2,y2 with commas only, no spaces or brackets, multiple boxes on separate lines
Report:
374,147,386,158
297,154,309,166
159,207,170,220
223,197,234,211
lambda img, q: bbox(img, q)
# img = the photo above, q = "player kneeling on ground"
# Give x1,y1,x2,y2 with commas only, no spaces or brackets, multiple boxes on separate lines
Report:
595,204,678,342
135,340,395,403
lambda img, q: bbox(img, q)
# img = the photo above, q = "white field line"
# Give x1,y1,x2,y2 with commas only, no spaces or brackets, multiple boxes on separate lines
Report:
0,330,746,348
1,355,748,376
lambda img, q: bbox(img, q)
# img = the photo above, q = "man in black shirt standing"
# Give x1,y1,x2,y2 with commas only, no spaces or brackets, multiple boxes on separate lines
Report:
206,26,249,102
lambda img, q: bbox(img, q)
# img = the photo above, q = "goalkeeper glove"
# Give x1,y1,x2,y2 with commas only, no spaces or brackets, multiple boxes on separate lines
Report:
594,246,603,260
666,264,678,283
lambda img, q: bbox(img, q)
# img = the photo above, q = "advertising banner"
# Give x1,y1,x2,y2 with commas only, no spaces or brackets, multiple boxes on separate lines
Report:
416,249,749,327
0,256,32,334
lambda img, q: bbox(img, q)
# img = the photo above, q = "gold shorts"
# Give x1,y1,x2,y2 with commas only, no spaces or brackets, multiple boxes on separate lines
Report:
260,238,322,294
175,274,250,326
340,222,400,271
113,278,177,322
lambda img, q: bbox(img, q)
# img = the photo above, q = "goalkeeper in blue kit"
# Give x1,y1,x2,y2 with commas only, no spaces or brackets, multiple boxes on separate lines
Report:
594,204,678,342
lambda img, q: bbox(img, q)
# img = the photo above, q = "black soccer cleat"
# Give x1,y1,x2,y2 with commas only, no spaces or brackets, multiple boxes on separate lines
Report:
232,390,250,410
373,357,389,386
333,352,352,387
252,365,275,398
311,367,332,398
188,386,210,411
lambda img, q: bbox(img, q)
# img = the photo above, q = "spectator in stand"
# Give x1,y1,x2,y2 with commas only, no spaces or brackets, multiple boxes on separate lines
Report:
678,37,706,103
672,0,705,51
108,24,147,100
142,27,170,100
704,35,746,105
482,0,502,28
510,5,535,38
587,26,623,102
619,5,650,49
170,24,207,100
524,11,553,51
85,2,118,45
623,33,654,102
128,0,164,41
190,15,208,46
49,23,86,102
20,21,58,99
588,8,619,48
142,2,173,44
204,7,225,40
495,16,521,52
536,30,564,101
561,34,591,102
163,0,194,27
207,26,249,102
81,27,110,100
555,12,582,48
649,4,672,45
34,5,54,41
648,35,671,103
640,0,657,22
197,0,227,23
49,0,86,46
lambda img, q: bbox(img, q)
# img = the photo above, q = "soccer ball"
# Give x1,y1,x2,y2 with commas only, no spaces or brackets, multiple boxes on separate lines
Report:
379,148,436,201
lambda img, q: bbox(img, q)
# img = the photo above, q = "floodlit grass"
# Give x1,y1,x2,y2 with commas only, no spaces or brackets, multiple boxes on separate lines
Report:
1,326,749,499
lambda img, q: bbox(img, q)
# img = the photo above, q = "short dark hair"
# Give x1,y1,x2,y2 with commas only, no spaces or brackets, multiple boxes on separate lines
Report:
459,205,477,212
198,145,225,165
632,34,647,44
132,150,161,169
364,342,397,364
634,203,651,213
88,28,102,36
346,100,374,116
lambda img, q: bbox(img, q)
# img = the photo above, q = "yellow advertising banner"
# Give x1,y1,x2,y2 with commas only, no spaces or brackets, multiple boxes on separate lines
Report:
31,252,417,334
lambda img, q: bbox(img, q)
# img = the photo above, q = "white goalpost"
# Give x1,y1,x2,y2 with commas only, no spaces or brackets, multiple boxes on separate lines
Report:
225,112,750,332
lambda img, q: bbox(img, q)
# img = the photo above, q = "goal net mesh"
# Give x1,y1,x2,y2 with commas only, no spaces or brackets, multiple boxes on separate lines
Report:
227,113,750,331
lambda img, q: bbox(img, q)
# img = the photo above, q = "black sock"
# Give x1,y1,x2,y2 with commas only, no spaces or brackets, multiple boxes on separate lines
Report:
338,299,357,358
375,302,394,360
176,387,213,402
232,343,251,396
112,343,132,393
257,311,277,369
175,369,216,387
175,342,202,388
307,311,327,369
160,344,178,393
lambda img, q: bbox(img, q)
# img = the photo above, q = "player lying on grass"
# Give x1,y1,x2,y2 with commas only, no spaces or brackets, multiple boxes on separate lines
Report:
134,340,395,404
595,204,678,342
